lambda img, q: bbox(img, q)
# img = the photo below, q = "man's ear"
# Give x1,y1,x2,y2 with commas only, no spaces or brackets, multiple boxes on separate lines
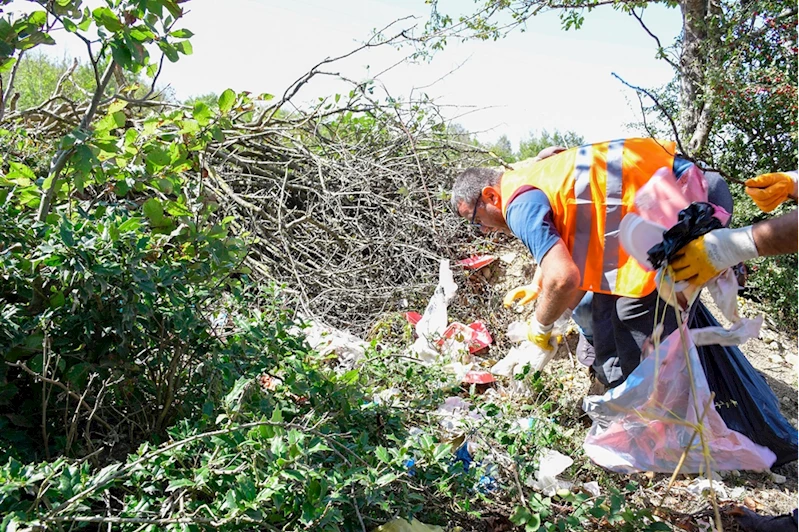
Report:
482,185,502,208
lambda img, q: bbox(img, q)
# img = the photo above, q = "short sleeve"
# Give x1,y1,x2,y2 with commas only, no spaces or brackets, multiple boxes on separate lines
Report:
505,189,562,264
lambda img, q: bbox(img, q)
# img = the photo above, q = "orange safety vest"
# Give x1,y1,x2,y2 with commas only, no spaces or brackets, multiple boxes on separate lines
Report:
500,138,677,298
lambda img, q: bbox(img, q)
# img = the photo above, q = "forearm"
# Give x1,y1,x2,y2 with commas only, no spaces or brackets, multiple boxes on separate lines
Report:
752,210,798,256
535,284,579,325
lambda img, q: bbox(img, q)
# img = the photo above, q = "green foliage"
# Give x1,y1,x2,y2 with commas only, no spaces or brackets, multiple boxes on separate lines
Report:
518,129,585,161
3,52,96,110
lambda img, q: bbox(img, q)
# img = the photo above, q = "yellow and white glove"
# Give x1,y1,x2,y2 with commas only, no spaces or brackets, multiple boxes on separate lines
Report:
669,226,759,287
527,316,556,352
504,268,543,307
745,172,797,213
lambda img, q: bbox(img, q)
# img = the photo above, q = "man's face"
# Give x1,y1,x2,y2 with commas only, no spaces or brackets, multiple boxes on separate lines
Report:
457,195,511,235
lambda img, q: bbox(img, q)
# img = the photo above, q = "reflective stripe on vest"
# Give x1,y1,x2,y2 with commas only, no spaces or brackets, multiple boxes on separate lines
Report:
500,138,677,298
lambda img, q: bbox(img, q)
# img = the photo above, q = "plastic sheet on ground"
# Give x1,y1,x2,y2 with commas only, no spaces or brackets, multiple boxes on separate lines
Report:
433,396,484,434
527,448,574,496
372,518,444,532
582,323,776,474
298,319,368,371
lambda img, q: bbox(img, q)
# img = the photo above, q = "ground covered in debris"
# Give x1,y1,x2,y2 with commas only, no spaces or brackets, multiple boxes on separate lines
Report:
394,237,798,531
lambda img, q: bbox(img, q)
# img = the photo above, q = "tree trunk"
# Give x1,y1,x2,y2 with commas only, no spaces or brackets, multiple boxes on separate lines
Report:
679,0,715,155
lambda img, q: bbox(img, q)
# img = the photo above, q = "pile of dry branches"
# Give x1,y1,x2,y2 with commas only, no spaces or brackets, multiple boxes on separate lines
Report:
202,80,493,334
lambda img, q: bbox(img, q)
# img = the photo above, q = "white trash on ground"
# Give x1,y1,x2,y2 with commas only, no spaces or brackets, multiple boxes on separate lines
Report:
527,448,574,496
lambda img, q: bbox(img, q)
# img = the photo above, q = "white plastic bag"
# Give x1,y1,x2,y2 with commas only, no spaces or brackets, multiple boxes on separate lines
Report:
582,324,776,473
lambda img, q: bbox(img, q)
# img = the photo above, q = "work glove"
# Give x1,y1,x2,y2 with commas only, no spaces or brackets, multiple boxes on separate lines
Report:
503,284,539,307
503,268,543,307
669,226,759,288
745,172,796,212
527,316,556,352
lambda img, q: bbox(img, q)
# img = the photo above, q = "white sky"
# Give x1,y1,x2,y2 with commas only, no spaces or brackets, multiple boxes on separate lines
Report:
33,0,684,150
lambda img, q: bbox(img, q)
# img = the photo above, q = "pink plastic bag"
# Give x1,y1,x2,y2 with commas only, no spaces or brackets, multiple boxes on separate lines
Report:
582,324,776,473
635,166,731,228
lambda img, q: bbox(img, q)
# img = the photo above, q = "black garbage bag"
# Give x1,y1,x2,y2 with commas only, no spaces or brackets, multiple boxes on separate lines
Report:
692,303,798,466
647,202,723,269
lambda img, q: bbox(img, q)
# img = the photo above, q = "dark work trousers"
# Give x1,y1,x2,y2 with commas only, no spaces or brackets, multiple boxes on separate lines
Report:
590,290,696,388
590,167,734,388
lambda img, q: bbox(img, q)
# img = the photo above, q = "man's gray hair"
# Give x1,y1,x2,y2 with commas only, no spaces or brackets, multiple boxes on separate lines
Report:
450,167,503,213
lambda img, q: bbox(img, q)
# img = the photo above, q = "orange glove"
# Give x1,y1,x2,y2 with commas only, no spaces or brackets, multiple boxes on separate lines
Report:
745,172,796,212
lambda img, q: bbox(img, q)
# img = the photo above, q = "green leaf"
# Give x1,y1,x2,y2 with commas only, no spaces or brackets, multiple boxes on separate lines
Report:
162,0,184,18
510,506,533,526
157,40,179,62
7,161,35,185
165,201,192,216
170,28,193,38
174,40,192,55
63,18,78,32
218,89,236,113
117,217,141,233
78,10,92,31
27,11,47,27
192,101,211,126
524,513,541,531
112,111,127,128
375,446,390,463
0,57,16,74
49,291,65,308
145,147,171,168
93,7,123,32
281,470,304,482
108,99,128,114
142,198,165,225
375,472,398,486
60,222,75,247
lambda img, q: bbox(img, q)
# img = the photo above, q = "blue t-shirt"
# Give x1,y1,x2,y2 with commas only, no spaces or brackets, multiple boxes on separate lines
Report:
505,157,693,263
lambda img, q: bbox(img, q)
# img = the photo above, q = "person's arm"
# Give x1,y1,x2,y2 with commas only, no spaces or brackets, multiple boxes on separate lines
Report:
534,239,581,325
669,209,797,286
752,210,798,256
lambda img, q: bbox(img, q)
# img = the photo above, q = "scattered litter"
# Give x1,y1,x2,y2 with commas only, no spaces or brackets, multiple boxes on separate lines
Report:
729,486,746,499
457,254,497,270
410,260,458,361
297,319,368,371
499,252,518,264
404,458,416,477
516,417,537,431
686,478,728,499
437,321,493,354
462,371,495,384
582,481,601,497
372,518,444,532
454,442,473,471
433,397,484,433
405,312,422,326
528,448,573,496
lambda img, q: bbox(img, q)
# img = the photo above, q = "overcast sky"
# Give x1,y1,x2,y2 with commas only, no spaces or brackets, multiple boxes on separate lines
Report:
35,0,684,149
